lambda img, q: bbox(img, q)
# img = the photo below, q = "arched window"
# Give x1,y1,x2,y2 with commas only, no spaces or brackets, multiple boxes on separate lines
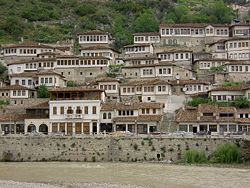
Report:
103,113,107,119
108,113,111,119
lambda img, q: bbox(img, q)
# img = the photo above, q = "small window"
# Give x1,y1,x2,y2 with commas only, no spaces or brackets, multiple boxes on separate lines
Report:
92,106,96,114
84,106,88,114
53,107,57,115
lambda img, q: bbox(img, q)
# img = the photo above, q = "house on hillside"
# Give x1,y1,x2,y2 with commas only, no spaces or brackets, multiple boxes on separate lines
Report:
100,102,163,134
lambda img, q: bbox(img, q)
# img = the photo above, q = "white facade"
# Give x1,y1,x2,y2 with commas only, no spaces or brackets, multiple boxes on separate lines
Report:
78,32,111,45
49,100,101,135
133,33,160,44
225,38,250,60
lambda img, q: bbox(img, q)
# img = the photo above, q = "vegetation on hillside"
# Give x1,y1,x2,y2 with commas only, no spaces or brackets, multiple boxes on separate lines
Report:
0,0,239,49
187,97,250,108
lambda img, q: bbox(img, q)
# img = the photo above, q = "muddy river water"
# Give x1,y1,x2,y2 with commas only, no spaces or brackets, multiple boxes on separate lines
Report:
0,162,249,188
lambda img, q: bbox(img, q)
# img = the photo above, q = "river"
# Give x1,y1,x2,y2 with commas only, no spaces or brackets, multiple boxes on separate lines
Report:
0,162,249,188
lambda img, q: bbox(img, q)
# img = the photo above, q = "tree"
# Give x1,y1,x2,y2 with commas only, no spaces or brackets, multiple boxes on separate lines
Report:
232,97,250,108
133,9,159,33
0,63,7,75
38,85,49,98
187,97,212,107
112,15,132,49
67,80,78,87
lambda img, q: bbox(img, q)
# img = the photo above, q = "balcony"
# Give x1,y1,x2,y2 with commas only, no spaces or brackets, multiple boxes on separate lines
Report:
65,114,83,119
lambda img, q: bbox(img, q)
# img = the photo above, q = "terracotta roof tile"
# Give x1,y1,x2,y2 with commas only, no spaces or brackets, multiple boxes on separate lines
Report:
26,101,49,110
80,45,119,53
124,55,159,61
49,87,104,93
124,43,151,48
137,115,162,122
77,30,109,35
0,114,27,122
3,43,53,49
133,32,160,36
160,23,208,28
170,79,210,86
209,85,245,92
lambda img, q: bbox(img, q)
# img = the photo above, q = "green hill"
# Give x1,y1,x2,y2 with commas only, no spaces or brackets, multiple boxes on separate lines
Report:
0,0,242,49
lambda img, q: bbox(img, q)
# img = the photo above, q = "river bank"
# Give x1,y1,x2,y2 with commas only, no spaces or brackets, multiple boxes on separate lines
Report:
0,162,250,188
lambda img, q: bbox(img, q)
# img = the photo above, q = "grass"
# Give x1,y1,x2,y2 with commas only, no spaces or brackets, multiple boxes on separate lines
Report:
212,143,242,164
184,149,207,164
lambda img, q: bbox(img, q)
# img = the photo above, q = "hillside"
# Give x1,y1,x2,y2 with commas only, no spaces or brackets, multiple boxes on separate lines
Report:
0,0,246,50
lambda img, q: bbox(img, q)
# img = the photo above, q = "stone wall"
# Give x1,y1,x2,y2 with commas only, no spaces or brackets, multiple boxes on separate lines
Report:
0,136,246,162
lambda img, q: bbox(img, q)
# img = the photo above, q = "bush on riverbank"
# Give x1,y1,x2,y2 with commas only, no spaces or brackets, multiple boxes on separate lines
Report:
184,150,207,164
212,143,241,164
184,143,242,165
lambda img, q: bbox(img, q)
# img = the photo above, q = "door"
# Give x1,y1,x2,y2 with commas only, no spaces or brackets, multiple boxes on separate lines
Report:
83,122,90,134
75,123,81,134
67,123,72,135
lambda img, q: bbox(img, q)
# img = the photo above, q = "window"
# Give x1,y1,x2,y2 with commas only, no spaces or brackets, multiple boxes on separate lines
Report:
84,106,88,114
53,107,57,115
103,113,107,119
49,77,52,83
92,106,96,114
28,80,32,86
60,107,64,115
108,112,111,119
67,106,73,114
153,109,156,114
22,80,25,85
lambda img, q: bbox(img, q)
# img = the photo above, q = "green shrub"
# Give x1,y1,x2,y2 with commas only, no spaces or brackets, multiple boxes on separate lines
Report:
213,143,241,164
184,149,207,163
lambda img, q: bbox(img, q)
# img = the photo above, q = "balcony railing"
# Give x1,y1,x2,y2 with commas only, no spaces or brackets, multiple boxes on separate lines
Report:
65,114,83,119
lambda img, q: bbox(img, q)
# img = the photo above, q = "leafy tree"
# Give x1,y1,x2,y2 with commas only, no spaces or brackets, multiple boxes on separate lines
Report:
223,81,242,87
75,4,96,16
112,15,132,49
67,80,78,87
38,85,49,98
3,16,24,38
210,65,226,73
0,63,7,75
187,97,212,107
133,9,159,33
232,97,250,108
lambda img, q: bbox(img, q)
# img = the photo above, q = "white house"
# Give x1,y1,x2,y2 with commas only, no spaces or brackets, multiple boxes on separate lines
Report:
133,32,160,44
49,87,106,135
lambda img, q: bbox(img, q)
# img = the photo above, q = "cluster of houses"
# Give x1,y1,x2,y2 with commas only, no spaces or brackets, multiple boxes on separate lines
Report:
0,22,250,136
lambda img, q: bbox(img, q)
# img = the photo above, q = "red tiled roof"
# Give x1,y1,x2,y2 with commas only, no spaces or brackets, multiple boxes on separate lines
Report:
49,87,104,93
160,23,208,28
170,79,210,86
133,32,160,36
124,43,151,48
26,101,49,110
80,45,119,53
77,30,109,35
4,43,53,49
0,114,27,122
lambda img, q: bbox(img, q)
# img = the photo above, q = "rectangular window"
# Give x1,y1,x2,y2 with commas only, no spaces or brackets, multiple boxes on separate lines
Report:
92,106,96,114
53,107,57,115
60,107,64,115
84,106,88,114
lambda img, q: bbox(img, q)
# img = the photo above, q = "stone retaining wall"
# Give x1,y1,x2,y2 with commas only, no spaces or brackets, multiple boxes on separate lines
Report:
0,136,246,162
